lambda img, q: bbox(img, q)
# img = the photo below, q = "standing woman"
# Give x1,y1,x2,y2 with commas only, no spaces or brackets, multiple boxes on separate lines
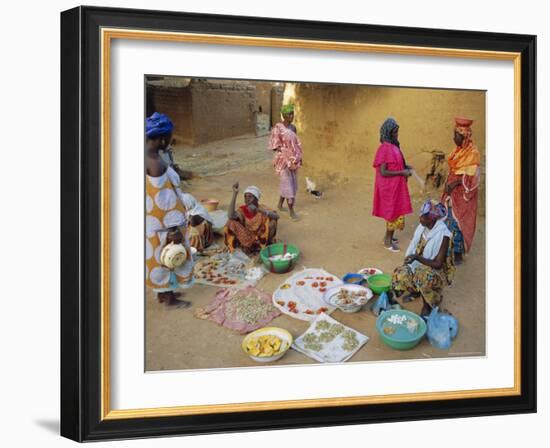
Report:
268,104,303,220
442,117,481,264
145,112,194,307
372,117,413,252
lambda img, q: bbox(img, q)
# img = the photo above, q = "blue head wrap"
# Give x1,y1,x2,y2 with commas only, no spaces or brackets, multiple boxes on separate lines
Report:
380,117,399,146
146,112,174,139
420,199,447,219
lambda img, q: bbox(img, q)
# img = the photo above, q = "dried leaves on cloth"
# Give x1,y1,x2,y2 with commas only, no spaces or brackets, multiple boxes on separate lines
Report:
292,313,369,363
194,286,281,334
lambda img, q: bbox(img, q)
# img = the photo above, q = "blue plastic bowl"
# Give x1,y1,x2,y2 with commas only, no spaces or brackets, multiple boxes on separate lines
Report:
342,273,364,285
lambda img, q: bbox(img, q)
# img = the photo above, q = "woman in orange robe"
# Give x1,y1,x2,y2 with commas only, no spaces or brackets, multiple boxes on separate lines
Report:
441,117,481,264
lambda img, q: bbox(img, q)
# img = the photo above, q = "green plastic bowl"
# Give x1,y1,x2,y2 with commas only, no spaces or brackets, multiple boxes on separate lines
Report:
376,310,427,350
260,243,300,274
367,273,392,294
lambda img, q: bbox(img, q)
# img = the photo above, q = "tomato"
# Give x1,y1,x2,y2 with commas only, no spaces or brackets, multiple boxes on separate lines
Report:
319,287,326,292
311,282,319,288
320,281,327,287
305,310,314,315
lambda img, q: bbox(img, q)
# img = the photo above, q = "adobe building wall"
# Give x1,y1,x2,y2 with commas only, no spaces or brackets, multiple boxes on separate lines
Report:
289,83,486,212
189,79,257,145
148,78,281,146
146,83,195,146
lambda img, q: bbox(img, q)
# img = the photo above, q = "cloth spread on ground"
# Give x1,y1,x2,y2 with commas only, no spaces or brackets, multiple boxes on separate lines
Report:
272,268,343,321
292,313,369,363
197,242,225,257
194,286,281,334
193,249,267,287
372,142,413,222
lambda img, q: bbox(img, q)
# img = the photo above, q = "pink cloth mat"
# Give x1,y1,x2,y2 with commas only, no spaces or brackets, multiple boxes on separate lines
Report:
194,285,281,334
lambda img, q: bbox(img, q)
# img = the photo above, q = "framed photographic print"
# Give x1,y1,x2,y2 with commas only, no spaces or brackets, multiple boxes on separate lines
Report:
60,6,536,442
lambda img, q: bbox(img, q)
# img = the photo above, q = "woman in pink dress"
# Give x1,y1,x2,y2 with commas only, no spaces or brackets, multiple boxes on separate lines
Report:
268,104,303,220
372,118,413,252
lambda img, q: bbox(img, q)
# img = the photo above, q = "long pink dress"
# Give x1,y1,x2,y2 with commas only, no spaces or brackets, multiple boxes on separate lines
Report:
372,142,412,222
268,122,303,201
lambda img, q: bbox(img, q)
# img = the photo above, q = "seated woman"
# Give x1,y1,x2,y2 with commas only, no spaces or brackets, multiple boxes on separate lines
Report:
179,192,214,252
391,200,455,315
224,182,279,253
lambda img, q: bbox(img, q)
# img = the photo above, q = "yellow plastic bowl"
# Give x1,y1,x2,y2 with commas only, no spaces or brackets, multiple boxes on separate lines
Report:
242,327,293,363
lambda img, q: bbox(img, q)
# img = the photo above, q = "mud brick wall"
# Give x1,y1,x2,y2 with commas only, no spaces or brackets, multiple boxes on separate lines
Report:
288,83,486,214
189,79,257,145
147,83,195,146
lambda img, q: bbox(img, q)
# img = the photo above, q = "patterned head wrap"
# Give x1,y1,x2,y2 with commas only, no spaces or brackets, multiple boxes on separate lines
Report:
420,199,447,219
244,185,261,200
454,117,473,146
380,117,400,146
281,104,295,115
146,112,174,139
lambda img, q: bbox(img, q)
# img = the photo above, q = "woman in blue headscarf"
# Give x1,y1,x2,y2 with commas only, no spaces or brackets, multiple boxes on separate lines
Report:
145,112,195,307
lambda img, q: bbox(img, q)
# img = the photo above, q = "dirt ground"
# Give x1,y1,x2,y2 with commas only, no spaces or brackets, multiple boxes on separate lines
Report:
145,134,486,371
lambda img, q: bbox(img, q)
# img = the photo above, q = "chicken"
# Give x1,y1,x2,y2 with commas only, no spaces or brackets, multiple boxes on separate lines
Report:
305,176,323,198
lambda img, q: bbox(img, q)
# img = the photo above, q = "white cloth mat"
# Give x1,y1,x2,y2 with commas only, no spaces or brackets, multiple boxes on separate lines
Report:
292,313,369,363
272,268,343,321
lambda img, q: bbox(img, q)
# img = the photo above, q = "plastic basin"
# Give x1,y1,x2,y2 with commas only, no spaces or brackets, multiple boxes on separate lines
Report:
367,273,392,294
376,310,427,350
260,243,300,274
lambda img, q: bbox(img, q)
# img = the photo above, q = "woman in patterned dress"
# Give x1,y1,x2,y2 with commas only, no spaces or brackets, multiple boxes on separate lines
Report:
442,117,481,264
179,192,214,253
224,183,279,254
268,104,303,220
391,200,455,315
372,118,413,252
145,112,194,307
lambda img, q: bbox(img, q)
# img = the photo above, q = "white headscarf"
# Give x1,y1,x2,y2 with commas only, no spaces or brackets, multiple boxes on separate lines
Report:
179,192,213,223
405,219,452,272
244,185,261,200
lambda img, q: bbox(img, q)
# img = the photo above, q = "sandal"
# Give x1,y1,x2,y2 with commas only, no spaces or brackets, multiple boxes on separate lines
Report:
384,244,400,253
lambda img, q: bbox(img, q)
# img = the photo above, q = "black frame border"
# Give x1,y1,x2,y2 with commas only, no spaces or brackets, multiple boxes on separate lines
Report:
61,6,536,442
